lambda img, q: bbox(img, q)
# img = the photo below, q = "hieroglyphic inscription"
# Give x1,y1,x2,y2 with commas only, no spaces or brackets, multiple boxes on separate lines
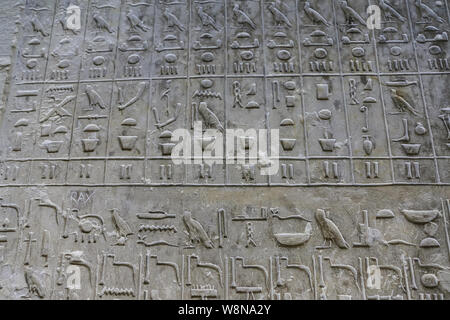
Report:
0,0,449,300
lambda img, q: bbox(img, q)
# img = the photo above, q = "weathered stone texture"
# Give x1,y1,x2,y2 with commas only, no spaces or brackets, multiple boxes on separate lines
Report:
0,0,449,300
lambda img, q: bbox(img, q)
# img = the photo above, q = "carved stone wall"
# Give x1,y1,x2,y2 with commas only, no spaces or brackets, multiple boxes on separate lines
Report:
0,0,449,300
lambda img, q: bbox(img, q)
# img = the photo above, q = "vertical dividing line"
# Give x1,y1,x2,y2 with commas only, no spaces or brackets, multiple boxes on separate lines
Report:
144,74,151,184
110,0,125,97
32,1,58,120
181,254,185,300
0,3,19,128
402,255,412,300
142,2,154,184
295,0,310,184
445,0,450,25
31,0,59,184
260,0,271,186
443,199,450,261
37,0,58,81
224,0,229,185
331,0,355,184
66,0,93,182
405,0,441,183
93,253,99,300
144,1,158,184
369,0,395,183
185,0,192,185
269,255,273,300
225,255,229,300
150,0,158,81
359,257,366,300
34,0,58,85
312,254,317,300
103,0,126,184
137,253,142,300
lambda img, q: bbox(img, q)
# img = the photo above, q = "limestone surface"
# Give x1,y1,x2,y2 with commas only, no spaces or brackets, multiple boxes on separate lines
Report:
0,0,448,300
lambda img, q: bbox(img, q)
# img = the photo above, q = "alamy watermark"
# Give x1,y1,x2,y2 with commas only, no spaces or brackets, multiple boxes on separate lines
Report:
170,122,280,176
66,265,81,290
366,265,382,290
366,5,382,30
66,5,81,32
62,4,382,32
